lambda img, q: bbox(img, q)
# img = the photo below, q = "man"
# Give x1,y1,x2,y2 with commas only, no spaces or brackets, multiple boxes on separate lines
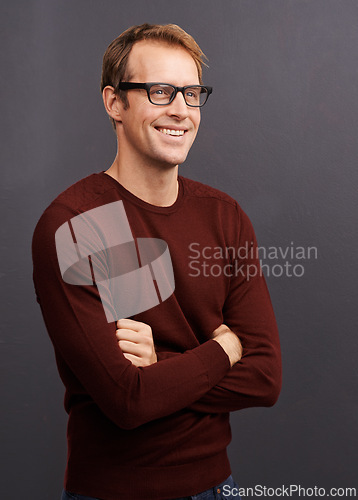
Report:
32,23,281,500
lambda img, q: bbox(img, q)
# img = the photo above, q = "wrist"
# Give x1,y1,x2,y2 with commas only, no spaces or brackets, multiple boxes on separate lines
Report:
213,331,242,367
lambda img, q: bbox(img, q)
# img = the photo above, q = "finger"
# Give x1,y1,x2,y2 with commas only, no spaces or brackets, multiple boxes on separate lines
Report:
118,340,146,357
122,352,143,367
116,318,145,331
116,329,144,343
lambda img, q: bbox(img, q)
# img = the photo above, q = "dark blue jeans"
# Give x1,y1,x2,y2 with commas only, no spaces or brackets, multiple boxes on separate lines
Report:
61,475,242,499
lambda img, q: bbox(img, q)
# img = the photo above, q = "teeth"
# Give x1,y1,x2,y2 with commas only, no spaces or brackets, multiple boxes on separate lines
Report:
158,128,185,136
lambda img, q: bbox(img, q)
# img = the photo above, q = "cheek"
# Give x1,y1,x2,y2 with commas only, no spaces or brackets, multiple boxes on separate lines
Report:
193,111,201,130
142,109,164,129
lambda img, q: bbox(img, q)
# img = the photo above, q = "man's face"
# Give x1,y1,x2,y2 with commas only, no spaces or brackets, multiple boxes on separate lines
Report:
116,40,202,170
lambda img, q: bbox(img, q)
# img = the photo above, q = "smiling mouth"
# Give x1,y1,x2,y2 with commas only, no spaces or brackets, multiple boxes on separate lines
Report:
156,127,186,137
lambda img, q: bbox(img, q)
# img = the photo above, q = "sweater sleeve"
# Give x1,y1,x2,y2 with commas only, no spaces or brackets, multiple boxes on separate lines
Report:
187,206,282,413
32,204,231,430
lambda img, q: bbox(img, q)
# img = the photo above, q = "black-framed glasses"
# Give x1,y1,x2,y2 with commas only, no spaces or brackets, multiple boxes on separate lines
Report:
117,82,213,107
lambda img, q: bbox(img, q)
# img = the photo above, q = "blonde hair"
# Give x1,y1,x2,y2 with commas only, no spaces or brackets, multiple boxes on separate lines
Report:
101,23,207,128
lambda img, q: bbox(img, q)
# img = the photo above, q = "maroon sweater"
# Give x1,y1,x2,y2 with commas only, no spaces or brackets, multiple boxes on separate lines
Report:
32,172,281,500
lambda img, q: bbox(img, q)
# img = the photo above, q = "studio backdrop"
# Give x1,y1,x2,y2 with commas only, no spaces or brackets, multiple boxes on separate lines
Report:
1,1,357,498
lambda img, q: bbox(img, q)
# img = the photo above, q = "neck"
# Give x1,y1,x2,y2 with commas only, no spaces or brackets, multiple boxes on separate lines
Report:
105,156,179,207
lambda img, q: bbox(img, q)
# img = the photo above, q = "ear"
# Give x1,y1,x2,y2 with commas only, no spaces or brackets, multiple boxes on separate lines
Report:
102,86,123,123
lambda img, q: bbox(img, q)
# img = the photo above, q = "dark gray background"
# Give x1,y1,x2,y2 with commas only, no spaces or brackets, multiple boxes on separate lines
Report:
1,1,357,498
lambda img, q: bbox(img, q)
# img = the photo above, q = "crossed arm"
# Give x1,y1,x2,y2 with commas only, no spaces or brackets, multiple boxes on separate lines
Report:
116,311,281,415
116,318,243,368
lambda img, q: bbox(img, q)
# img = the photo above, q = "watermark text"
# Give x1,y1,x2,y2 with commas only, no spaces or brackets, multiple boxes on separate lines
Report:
188,242,318,280
223,483,357,497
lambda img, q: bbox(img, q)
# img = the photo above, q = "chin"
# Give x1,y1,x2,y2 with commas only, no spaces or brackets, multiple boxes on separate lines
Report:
164,152,189,167
148,147,190,169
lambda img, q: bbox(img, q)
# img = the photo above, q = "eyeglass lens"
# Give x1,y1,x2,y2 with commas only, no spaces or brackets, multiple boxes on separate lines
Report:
148,84,208,106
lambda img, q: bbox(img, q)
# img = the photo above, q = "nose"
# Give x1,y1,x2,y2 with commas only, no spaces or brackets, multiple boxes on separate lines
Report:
167,91,189,119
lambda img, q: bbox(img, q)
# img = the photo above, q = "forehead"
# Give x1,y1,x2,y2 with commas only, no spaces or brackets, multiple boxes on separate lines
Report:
126,40,200,85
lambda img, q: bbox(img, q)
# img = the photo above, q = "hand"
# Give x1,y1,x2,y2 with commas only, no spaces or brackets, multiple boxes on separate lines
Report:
212,323,243,367
116,319,157,367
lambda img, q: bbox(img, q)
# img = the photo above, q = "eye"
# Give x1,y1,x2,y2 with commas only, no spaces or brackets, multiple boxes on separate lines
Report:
150,85,172,97
186,89,199,99
184,87,202,105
